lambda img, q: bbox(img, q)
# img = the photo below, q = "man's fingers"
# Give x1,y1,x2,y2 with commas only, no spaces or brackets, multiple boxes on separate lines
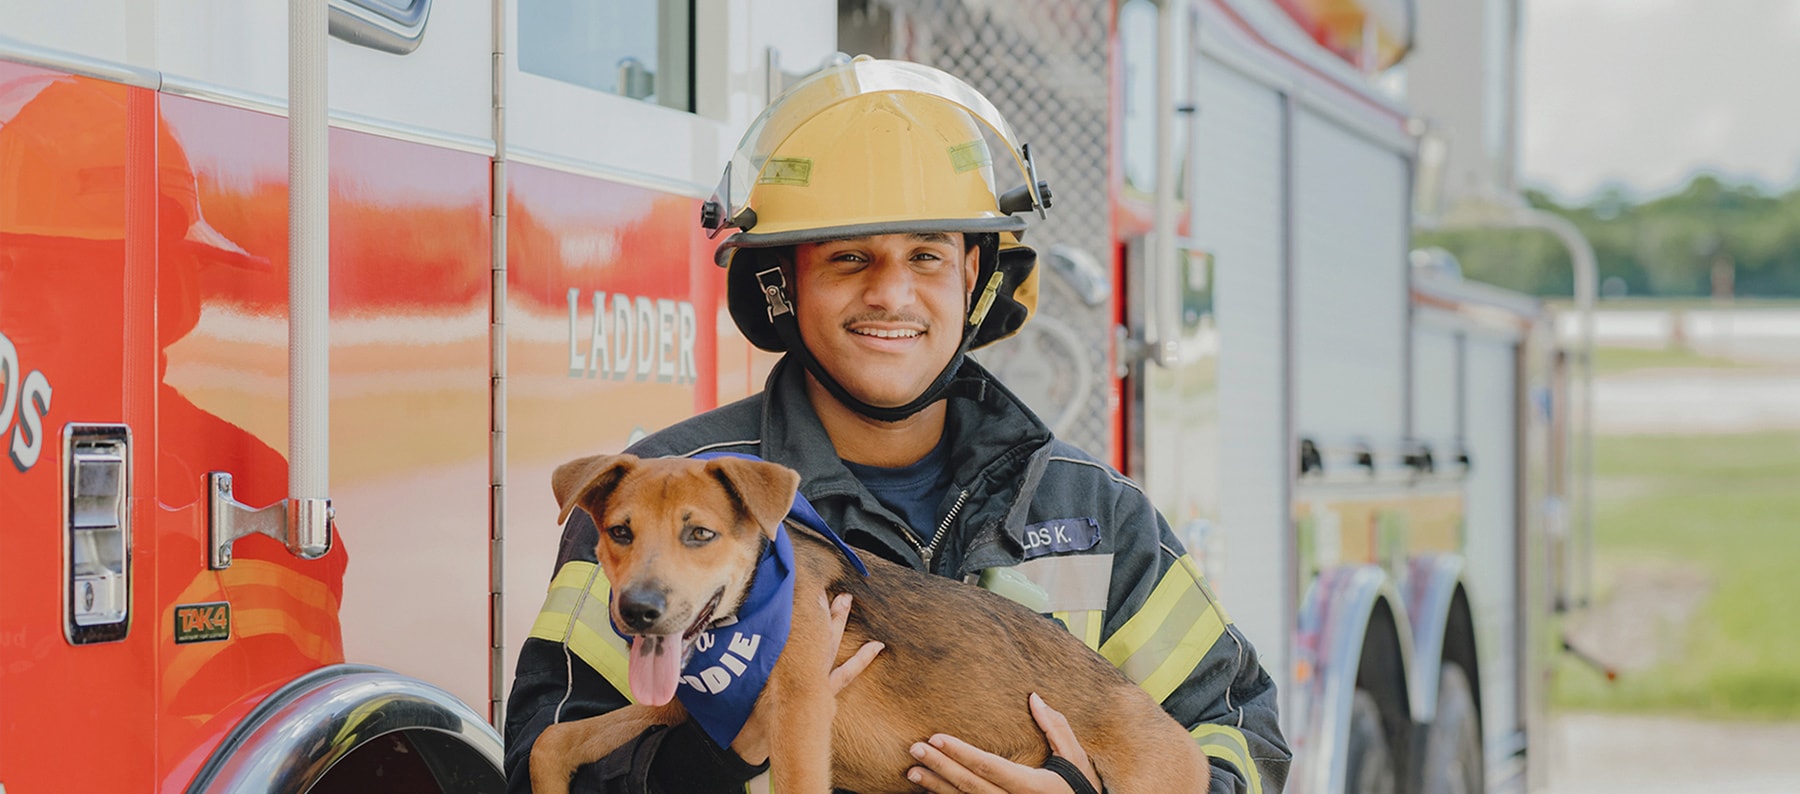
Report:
829,592,853,627
908,738,1009,794
823,593,880,692
905,764,968,794
1029,692,1080,757
820,592,853,663
1030,694,1100,791
830,640,883,692
925,734,1041,788
1036,691,1072,752
825,594,851,652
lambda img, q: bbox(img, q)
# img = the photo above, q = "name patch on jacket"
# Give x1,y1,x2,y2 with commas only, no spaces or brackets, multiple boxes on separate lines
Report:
1019,517,1102,560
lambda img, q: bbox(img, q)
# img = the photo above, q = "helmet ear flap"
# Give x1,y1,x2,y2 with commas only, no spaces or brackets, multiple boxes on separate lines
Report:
969,234,1038,349
726,247,794,353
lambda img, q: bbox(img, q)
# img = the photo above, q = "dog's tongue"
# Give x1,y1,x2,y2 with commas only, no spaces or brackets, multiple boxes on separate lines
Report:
628,634,682,705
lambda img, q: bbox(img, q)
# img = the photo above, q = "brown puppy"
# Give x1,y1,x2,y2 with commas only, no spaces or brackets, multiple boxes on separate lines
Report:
530,453,1210,793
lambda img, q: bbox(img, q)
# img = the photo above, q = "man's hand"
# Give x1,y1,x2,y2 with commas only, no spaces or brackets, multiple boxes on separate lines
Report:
730,593,883,765
906,692,1102,793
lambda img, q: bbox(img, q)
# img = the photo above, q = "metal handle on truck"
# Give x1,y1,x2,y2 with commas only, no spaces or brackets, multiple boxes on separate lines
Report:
206,0,333,571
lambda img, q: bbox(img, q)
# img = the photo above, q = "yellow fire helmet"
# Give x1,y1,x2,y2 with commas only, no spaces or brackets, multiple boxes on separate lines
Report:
703,57,1051,421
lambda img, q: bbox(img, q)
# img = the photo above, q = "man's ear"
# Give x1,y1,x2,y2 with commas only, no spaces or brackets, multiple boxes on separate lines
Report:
704,457,802,540
551,454,638,525
964,239,982,299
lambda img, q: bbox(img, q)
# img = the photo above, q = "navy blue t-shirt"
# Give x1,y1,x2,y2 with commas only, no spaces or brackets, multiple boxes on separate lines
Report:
841,435,953,544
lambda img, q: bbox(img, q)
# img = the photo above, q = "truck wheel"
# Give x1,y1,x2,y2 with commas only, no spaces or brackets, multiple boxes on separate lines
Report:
1347,688,1398,794
1419,664,1483,794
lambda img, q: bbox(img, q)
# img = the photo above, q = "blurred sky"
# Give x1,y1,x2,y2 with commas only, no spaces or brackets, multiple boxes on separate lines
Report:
1521,0,1800,202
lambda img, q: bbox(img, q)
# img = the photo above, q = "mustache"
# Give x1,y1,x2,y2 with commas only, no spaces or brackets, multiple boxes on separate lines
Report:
842,311,931,330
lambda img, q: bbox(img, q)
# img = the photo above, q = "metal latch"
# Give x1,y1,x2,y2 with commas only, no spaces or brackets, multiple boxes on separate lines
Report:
208,473,333,569
65,424,131,645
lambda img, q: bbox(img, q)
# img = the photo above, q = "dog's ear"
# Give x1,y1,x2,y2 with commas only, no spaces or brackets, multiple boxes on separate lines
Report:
551,454,638,525
704,457,801,539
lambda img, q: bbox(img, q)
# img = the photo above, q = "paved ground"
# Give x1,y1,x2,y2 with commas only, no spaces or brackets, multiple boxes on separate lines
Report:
1542,712,1800,793
1595,368,1800,434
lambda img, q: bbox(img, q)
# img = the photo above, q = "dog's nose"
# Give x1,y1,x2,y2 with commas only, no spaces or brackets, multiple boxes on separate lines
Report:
617,587,666,632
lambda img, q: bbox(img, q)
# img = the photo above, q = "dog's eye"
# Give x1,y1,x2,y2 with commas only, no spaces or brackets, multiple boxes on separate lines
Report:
686,527,718,545
606,525,633,545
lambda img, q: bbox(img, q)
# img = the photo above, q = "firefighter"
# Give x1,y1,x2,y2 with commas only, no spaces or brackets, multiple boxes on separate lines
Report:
506,57,1289,793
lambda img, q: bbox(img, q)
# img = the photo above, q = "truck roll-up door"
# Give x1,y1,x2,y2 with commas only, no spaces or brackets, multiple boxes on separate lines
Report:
1412,327,1461,452
1193,55,1287,661
1463,331,1523,759
1292,111,1409,451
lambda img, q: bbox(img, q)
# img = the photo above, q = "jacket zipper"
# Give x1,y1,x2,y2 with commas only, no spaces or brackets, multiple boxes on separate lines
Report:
918,488,970,574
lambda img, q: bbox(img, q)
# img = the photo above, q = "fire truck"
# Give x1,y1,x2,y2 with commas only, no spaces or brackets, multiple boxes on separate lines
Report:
0,0,1585,792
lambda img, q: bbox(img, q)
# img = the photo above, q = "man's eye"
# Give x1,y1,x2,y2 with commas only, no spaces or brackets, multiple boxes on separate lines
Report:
606,525,633,545
687,527,718,544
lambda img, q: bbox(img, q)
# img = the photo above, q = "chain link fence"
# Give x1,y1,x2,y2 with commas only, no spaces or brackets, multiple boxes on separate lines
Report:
847,0,1117,458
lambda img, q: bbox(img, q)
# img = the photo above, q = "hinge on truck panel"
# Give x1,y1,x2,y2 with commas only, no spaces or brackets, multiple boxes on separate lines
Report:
489,0,510,728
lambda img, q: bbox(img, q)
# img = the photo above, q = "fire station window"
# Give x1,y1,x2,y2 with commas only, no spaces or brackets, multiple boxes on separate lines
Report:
1118,0,1157,197
518,0,694,112
1117,0,1190,202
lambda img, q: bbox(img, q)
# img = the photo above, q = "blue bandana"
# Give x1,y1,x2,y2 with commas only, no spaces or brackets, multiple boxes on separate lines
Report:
610,452,866,747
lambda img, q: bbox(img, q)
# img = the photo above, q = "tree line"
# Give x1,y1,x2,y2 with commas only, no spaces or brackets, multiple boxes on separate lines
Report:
1416,175,1800,299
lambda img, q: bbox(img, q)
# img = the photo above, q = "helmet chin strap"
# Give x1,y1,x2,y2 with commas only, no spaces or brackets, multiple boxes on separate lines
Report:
754,237,996,424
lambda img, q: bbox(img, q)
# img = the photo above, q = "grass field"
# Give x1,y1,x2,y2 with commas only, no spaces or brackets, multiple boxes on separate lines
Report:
1553,430,1800,720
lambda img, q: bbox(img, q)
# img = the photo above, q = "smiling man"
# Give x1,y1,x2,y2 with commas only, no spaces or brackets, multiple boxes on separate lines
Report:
789,232,982,470
505,57,1290,794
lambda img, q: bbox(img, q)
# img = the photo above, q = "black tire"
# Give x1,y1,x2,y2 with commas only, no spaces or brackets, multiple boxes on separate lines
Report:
1419,664,1484,794
1346,688,1399,794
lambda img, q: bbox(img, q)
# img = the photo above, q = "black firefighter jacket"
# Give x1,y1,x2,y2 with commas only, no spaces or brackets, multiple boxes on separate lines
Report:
505,357,1291,793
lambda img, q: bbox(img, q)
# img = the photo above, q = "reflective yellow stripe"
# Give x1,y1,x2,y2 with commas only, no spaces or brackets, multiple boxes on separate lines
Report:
1099,554,1227,701
1190,724,1263,794
1099,561,1192,663
1051,609,1105,651
1177,554,1230,624
1136,605,1226,703
527,561,635,703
